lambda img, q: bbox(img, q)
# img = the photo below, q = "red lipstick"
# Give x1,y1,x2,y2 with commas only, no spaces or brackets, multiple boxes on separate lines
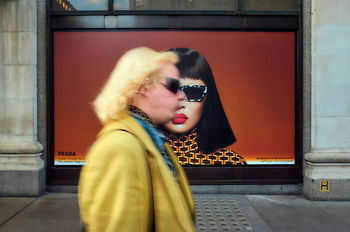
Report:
172,113,188,124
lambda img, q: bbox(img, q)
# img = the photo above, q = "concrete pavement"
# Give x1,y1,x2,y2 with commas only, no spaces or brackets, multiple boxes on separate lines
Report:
0,193,350,232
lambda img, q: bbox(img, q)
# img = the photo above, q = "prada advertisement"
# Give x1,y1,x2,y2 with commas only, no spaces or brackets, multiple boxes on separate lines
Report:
53,31,295,166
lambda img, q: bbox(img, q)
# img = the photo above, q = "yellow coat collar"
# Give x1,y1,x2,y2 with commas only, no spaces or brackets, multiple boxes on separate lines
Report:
98,113,161,158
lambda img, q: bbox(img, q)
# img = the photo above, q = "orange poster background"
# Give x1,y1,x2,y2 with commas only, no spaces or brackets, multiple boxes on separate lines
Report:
54,31,295,165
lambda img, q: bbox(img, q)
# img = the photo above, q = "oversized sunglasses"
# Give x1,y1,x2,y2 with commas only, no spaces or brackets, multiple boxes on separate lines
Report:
158,78,207,102
180,85,207,102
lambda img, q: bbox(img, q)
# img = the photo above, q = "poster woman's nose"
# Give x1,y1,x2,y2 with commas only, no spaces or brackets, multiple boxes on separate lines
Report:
177,89,186,101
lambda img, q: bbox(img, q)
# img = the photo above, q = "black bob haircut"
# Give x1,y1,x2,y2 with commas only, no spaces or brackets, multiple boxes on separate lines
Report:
168,48,236,153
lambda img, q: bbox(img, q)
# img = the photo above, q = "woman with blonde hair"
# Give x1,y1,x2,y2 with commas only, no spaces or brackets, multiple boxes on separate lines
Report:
79,47,196,232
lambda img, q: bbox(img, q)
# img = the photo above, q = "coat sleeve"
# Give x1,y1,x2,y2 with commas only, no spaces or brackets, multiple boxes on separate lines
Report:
79,131,152,232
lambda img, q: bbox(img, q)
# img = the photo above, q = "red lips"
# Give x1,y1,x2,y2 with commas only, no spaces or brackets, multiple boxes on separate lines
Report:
172,113,188,124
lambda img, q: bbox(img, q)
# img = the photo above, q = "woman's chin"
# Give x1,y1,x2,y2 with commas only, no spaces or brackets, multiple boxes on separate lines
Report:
164,123,195,135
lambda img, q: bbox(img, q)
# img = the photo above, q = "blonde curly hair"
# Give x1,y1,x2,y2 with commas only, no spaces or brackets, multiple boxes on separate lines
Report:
93,47,178,124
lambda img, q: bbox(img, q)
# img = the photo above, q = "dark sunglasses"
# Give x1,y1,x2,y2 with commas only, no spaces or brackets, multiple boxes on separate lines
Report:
180,85,207,102
158,77,181,94
158,78,207,102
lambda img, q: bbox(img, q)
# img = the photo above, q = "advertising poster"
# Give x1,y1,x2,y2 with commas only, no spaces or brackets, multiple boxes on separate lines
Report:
54,31,295,165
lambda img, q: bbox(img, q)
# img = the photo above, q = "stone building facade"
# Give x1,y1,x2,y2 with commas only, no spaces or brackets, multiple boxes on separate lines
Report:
0,0,349,200
303,0,350,200
0,0,45,195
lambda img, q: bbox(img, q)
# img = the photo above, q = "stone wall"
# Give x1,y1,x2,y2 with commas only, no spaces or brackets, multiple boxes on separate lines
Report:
1,0,349,199
0,0,45,196
304,0,350,200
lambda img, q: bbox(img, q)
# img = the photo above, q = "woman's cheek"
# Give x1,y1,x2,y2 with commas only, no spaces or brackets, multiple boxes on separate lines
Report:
185,103,204,129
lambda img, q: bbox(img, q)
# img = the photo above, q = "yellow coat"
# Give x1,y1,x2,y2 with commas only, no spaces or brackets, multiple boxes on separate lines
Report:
78,114,196,232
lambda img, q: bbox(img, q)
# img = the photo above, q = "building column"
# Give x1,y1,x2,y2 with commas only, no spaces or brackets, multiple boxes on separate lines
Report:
0,0,45,196
304,0,350,200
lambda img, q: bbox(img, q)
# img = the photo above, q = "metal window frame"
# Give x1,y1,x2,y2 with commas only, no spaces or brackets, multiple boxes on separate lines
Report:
46,0,303,186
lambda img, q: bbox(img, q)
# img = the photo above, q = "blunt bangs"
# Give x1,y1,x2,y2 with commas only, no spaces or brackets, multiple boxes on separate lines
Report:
168,47,236,153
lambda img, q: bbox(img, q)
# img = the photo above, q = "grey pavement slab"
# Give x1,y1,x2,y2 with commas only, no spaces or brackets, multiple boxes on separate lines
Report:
313,201,350,227
0,193,81,232
1,193,350,232
0,197,36,226
246,195,350,232
232,195,272,232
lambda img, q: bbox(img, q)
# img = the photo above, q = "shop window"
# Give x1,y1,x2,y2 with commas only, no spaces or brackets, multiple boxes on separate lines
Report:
51,0,108,11
51,0,299,12
113,0,237,11
241,0,298,11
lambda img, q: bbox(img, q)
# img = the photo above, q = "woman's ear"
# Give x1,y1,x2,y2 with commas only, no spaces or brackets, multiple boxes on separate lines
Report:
137,85,148,97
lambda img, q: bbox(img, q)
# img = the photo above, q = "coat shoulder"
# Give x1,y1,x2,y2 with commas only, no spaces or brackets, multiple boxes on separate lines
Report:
86,130,145,163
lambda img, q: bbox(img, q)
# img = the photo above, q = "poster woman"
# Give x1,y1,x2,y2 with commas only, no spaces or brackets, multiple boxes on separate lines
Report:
163,48,246,166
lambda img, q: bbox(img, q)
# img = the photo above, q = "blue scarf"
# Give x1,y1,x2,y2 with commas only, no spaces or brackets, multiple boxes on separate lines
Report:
129,107,175,177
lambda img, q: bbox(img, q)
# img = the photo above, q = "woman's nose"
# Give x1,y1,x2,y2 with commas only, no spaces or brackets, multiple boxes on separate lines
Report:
177,90,186,101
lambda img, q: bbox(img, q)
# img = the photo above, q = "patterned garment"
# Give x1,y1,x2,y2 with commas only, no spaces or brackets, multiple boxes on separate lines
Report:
167,129,247,166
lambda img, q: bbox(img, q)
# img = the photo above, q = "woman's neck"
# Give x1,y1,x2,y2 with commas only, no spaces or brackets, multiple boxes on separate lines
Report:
128,105,153,125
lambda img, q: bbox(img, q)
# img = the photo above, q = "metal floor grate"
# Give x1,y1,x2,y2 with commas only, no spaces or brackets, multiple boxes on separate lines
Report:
194,195,254,232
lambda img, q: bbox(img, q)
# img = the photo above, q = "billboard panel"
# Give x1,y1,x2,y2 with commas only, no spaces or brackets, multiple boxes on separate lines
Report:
54,31,295,165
